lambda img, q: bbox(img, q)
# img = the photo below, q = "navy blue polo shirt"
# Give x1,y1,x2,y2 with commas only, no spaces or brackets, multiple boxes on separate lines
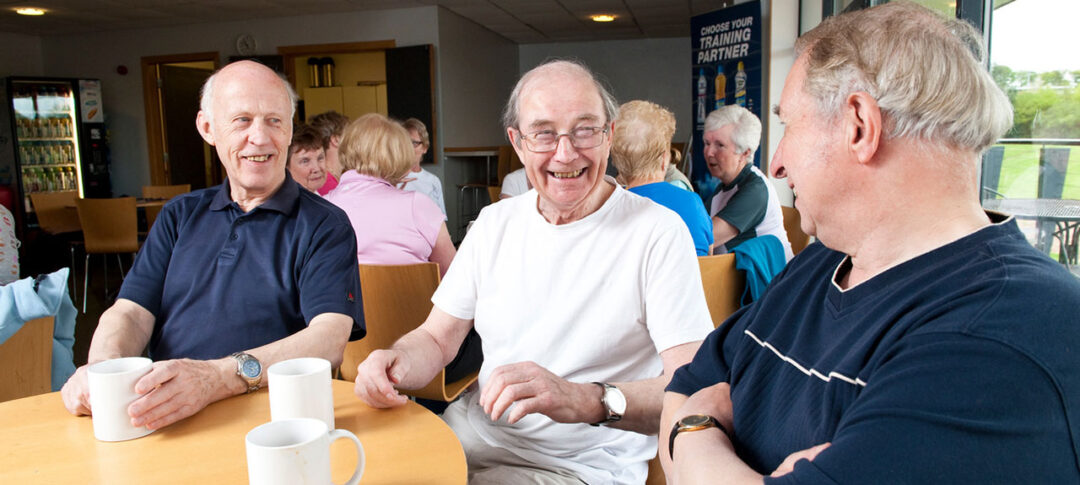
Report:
119,175,364,361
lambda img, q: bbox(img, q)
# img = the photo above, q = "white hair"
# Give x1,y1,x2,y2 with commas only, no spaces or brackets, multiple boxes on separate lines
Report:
502,59,618,135
794,1,1012,153
704,105,762,158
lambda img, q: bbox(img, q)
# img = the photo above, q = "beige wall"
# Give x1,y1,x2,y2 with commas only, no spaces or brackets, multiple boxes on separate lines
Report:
0,32,43,78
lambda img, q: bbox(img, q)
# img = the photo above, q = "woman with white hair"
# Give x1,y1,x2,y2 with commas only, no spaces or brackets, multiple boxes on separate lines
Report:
612,100,713,256
703,105,792,260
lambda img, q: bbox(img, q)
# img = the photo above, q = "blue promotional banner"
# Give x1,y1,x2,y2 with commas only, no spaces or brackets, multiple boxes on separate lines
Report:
689,0,762,202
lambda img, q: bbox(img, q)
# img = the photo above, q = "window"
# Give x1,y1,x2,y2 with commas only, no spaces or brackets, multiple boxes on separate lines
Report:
982,0,1079,268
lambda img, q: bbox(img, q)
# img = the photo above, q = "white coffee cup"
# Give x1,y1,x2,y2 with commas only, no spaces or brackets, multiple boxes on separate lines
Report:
245,418,365,485
268,357,335,429
87,356,154,442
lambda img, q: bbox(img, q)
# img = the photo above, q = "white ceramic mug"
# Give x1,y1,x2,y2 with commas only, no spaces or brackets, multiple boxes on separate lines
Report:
87,356,154,442
245,418,365,485
268,357,335,429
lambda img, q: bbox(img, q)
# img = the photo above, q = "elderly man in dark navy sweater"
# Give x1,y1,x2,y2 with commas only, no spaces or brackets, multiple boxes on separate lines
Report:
61,60,363,430
661,3,1080,484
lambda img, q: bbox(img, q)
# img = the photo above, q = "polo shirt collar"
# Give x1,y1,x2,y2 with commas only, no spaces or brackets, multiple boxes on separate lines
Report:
210,173,299,214
719,163,754,191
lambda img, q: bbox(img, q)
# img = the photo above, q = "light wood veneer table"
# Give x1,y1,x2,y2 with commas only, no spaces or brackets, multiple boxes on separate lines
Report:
0,379,467,484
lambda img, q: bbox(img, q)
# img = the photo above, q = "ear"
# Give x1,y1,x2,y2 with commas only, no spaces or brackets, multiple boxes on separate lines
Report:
195,111,215,145
507,127,526,159
330,134,341,148
843,91,882,165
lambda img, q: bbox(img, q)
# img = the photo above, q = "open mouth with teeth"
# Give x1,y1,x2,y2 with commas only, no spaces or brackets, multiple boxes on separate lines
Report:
244,154,271,162
550,168,585,179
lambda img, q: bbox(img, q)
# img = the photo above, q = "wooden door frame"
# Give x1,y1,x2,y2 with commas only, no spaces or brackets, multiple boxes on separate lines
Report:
141,52,219,186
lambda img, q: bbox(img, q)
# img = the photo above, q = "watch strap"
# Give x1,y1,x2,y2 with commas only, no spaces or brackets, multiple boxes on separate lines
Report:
231,352,261,393
668,415,727,460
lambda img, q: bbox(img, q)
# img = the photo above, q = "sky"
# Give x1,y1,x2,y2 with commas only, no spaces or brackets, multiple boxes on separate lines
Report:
989,0,1080,73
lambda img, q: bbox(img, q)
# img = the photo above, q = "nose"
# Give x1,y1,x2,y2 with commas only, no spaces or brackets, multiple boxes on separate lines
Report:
769,147,787,179
248,119,271,145
552,133,578,162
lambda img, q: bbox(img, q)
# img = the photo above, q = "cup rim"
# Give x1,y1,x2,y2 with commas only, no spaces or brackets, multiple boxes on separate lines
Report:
246,417,329,449
87,356,152,376
267,357,331,377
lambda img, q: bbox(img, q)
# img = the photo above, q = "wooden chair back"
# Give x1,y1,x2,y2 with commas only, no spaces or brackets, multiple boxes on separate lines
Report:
0,316,54,402
496,144,523,185
487,186,501,205
29,191,81,235
141,184,190,229
75,197,139,255
781,205,810,256
340,263,478,401
698,254,745,328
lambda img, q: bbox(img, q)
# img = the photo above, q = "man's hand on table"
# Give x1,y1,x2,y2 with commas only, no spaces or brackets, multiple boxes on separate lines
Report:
60,364,93,415
126,358,238,430
353,349,411,408
479,361,603,425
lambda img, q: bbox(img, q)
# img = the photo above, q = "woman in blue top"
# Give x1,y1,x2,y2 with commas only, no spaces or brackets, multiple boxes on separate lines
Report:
612,100,714,256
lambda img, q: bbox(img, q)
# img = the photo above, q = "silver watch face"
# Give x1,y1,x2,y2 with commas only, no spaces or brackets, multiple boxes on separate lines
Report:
604,386,627,415
240,358,261,379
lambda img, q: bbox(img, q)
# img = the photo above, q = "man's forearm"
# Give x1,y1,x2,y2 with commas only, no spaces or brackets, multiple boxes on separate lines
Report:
606,375,668,434
248,313,353,371
87,299,155,363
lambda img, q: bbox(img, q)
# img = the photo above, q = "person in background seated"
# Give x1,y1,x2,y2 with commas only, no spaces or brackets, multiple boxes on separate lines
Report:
308,110,349,196
498,167,530,199
353,59,713,485
60,60,364,431
325,113,479,389
661,3,1080,483
703,105,792,261
0,204,19,285
665,161,693,192
325,113,456,278
612,100,713,256
400,118,447,216
286,124,328,193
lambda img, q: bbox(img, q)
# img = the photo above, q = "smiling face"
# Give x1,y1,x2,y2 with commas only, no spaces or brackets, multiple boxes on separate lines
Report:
703,123,750,185
288,147,327,192
196,61,292,204
770,55,845,239
508,67,613,223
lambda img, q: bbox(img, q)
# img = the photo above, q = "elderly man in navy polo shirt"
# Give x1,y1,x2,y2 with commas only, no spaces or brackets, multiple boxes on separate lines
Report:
60,60,364,430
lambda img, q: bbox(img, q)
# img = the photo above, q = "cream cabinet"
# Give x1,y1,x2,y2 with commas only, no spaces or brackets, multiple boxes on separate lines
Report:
303,85,387,119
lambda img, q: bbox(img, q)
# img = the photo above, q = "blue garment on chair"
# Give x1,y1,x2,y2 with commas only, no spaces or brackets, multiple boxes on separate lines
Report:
732,235,787,305
0,268,77,391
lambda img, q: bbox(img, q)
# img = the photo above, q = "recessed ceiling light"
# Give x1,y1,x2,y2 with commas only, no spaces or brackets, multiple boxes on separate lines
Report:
591,14,616,22
15,7,46,16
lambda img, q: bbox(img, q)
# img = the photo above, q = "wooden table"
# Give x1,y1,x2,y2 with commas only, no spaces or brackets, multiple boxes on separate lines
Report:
0,380,467,484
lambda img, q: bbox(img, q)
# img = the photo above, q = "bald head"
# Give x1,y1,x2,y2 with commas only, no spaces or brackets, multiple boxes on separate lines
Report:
199,60,298,130
502,60,618,134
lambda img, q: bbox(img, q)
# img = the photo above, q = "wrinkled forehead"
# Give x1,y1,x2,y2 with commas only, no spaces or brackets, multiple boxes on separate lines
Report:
517,69,606,128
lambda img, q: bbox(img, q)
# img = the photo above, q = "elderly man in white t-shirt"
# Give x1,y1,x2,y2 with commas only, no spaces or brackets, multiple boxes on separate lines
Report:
353,59,713,484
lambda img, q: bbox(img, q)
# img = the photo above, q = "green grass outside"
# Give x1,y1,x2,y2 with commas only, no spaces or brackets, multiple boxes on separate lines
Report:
984,144,1078,264
991,144,1079,199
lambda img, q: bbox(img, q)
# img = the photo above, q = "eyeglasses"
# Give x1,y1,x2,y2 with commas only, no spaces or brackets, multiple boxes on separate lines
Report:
517,126,609,153
411,140,424,147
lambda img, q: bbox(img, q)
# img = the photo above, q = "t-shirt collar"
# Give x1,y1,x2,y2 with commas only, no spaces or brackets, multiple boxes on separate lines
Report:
210,172,299,214
719,163,754,192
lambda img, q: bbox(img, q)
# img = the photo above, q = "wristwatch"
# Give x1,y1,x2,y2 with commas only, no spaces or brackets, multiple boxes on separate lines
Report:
590,382,626,426
231,352,262,393
668,414,726,460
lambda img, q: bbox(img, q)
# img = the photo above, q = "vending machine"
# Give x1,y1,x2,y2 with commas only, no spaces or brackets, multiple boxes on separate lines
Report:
0,77,112,237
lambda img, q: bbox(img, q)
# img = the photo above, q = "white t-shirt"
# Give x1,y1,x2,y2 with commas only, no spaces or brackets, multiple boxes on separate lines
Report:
499,168,530,198
402,168,446,217
433,180,713,484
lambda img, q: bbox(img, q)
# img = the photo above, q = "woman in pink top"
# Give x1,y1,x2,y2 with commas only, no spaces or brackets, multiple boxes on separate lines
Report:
325,113,456,277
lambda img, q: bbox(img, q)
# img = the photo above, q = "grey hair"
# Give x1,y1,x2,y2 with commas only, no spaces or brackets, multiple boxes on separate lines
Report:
199,61,298,128
794,1,1012,153
501,59,619,141
704,105,762,158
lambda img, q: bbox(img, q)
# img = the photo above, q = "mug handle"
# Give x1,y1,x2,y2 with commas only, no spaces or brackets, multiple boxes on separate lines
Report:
329,429,365,485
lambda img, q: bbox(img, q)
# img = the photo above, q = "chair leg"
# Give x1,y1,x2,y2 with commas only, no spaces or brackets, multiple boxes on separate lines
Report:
116,253,126,280
103,254,109,301
70,245,78,309
82,254,90,314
